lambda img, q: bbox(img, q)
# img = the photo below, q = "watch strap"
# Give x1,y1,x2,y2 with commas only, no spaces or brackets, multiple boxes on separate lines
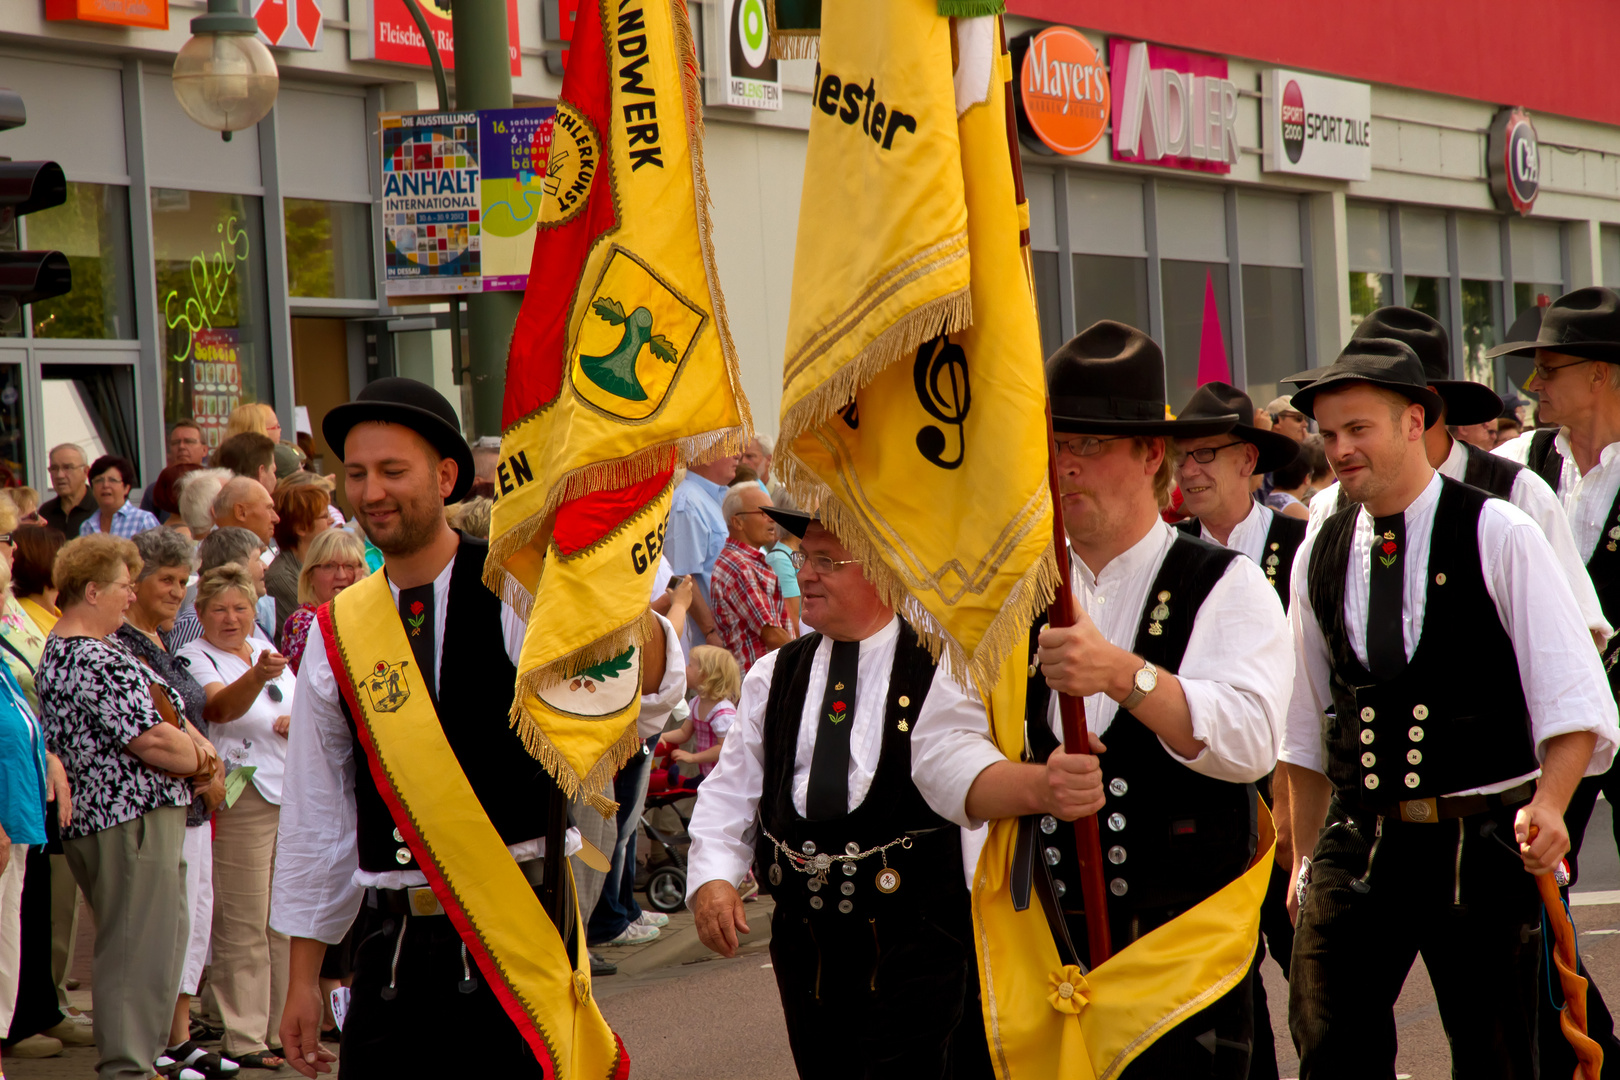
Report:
1119,661,1155,711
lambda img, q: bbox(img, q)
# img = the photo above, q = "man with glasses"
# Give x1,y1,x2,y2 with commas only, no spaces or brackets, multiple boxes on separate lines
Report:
710,482,791,672
1267,396,1310,442
141,421,207,515
686,506,1000,1079
911,321,1292,1077
39,444,94,539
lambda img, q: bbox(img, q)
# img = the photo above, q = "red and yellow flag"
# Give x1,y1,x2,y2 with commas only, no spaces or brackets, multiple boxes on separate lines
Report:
489,0,750,812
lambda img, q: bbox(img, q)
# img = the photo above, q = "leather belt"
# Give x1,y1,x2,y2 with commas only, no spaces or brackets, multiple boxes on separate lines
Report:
1369,780,1536,824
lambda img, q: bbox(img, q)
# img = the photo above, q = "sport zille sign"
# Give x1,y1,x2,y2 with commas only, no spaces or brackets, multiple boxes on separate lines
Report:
1109,39,1238,174
1010,26,1108,157
1263,69,1371,181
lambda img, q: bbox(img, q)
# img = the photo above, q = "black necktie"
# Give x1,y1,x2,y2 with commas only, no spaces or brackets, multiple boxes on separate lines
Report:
398,583,436,701
805,640,859,821
1367,514,1406,681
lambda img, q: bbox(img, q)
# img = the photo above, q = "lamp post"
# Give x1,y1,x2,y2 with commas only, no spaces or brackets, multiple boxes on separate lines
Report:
172,0,280,142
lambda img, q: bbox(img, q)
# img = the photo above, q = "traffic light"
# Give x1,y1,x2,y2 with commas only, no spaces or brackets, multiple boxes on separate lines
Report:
0,89,72,327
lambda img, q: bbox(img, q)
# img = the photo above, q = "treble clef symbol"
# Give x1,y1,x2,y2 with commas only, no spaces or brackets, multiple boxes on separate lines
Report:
913,337,971,470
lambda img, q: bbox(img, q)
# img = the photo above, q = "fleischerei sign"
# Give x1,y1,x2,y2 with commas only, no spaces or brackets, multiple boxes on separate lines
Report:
1263,69,1372,182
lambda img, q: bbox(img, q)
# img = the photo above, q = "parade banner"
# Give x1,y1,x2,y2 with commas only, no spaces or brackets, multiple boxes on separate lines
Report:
776,2,1056,695
489,0,750,809
321,575,626,1080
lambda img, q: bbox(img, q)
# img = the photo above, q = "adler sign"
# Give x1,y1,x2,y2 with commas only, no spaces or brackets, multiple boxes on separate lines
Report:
1109,39,1238,174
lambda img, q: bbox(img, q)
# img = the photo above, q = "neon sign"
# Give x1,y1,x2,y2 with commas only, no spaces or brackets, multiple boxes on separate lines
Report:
163,214,250,364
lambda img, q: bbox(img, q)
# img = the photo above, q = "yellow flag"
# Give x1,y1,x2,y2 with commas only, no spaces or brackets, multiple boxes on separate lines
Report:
778,0,1056,694
490,0,751,807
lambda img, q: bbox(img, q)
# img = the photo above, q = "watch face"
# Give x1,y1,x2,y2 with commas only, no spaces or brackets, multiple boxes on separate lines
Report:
1135,665,1157,693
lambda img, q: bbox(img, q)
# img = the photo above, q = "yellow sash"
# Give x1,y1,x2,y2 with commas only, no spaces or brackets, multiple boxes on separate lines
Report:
322,569,625,1080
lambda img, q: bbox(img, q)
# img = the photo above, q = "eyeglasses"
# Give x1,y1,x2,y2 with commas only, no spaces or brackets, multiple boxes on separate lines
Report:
46,464,85,475
1532,357,1595,381
789,551,861,574
91,474,127,486
95,579,133,595
1179,441,1248,464
1053,434,1129,458
312,562,363,574
731,509,772,520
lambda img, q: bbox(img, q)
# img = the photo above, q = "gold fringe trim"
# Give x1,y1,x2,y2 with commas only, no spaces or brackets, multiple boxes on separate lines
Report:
778,288,971,450
516,607,658,692
776,447,1060,696
765,0,819,59
508,709,641,819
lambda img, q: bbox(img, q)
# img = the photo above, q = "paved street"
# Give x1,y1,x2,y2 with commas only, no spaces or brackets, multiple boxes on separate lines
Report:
13,801,1620,1079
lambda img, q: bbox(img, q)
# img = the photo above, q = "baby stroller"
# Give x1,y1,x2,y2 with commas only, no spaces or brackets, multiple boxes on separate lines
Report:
637,745,698,912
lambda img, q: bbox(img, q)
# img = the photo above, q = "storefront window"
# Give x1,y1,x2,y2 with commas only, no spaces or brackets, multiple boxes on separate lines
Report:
1161,261,1229,410
0,366,25,487
1072,254,1149,343
23,183,136,340
1348,273,1393,334
1404,276,1450,346
151,190,271,451
1460,280,1502,387
1514,282,1562,315
1242,266,1306,408
1032,250,1062,360
285,199,374,300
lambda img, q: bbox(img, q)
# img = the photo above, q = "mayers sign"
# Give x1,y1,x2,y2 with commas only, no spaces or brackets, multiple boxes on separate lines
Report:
1109,40,1238,173
1263,70,1371,181
1488,107,1540,216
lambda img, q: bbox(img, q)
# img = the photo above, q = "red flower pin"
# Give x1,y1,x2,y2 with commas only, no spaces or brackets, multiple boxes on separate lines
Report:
1382,541,1396,556
410,601,425,616
828,700,848,725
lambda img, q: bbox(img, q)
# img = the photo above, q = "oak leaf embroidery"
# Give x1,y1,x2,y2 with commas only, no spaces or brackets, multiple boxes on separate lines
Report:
569,648,635,694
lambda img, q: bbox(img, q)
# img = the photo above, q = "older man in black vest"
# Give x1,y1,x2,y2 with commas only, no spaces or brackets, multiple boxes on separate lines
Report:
1283,339,1618,1079
912,321,1294,1078
686,509,1011,1080
271,379,678,1079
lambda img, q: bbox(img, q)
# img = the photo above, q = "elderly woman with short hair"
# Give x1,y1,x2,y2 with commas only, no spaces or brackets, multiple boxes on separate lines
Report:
78,456,160,540
178,565,295,1070
40,535,220,1080
278,528,366,675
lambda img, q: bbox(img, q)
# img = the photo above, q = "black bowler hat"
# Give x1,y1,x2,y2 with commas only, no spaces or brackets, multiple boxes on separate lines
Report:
1176,382,1301,474
1289,338,1445,428
1350,307,1502,425
322,377,475,503
1485,287,1620,363
760,506,815,540
1047,321,1238,437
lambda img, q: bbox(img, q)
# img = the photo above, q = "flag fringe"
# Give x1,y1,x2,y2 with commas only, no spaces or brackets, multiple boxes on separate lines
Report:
766,0,819,59
518,607,659,692
938,0,1005,14
777,288,971,450
777,447,1060,696
507,704,641,819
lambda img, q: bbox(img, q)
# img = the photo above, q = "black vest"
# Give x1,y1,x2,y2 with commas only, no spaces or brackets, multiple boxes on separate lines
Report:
1026,534,1258,951
753,623,966,928
1175,507,1305,610
1306,478,1537,803
1461,440,1523,500
1529,427,1620,628
341,536,560,873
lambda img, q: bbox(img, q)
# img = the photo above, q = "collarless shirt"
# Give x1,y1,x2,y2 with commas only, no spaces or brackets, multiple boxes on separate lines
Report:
1311,436,1609,635
1495,428,1620,565
1283,470,1619,795
910,519,1293,830
1199,500,1274,566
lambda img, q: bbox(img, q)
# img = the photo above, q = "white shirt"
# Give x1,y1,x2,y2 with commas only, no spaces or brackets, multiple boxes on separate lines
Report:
910,520,1294,830
686,617,960,898
1310,437,1609,636
1496,428,1620,568
177,632,295,804
1197,500,1275,567
1282,471,1619,794
271,551,683,944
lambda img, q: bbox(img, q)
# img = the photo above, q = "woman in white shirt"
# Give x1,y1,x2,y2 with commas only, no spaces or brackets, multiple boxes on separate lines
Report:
177,563,295,1070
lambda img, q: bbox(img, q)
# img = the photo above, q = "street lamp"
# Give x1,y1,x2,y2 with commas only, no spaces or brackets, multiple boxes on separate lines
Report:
172,0,280,142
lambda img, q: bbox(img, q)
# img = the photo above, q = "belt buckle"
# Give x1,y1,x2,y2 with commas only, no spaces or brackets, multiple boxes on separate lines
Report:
1399,797,1438,824
408,886,444,916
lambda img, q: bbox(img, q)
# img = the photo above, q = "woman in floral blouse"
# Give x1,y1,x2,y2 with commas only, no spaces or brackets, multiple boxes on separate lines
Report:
278,527,366,674
39,535,221,1080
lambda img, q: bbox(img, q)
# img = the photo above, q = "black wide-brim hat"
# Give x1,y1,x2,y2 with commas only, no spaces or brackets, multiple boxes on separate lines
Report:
1289,338,1444,428
1486,286,1620,363
1349,306,1502,425
761,506,815,540
1176,382,1300,474
1048,320,1238,438
322,377,475,503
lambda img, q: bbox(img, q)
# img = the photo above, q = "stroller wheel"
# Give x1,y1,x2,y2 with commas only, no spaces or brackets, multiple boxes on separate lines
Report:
646,866,687,913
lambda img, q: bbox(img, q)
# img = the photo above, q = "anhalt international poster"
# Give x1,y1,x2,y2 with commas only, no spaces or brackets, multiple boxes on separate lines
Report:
478,106,556,292
381,110,483,298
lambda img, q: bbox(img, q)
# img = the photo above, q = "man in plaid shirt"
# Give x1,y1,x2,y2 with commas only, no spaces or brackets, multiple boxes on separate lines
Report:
711,482,792,672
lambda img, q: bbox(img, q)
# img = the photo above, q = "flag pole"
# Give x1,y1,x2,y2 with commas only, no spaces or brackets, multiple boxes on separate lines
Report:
998,14,1112,967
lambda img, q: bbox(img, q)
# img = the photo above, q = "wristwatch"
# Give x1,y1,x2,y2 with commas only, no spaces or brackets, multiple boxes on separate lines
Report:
1118,660,1158,710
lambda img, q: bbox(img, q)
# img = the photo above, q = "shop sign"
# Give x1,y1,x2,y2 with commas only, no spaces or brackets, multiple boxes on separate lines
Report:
361,0,521,76
1262,69,1371,181
380,106,556,299
706,0,781,111
1012,26,1108,156
191,329,243,450
253,0,323,51
1109,39,1237,174
1488,107,1540,216
43,0,167,30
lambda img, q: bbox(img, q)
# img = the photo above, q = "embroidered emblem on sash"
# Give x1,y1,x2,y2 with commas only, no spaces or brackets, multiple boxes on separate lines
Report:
365,660,412,713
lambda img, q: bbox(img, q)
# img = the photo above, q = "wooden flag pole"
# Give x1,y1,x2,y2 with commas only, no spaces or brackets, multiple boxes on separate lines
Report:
997,13,1112,966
